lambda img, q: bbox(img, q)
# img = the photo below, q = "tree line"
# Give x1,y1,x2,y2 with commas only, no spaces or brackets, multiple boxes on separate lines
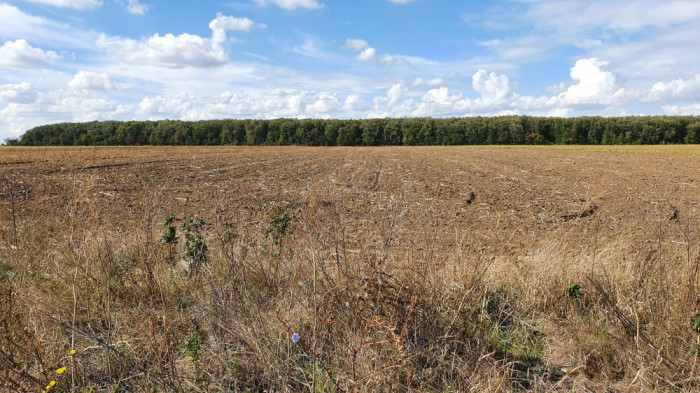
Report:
5,116,700,146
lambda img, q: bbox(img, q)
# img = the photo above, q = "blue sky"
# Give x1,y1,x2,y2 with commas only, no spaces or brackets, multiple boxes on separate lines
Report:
1,0,700,140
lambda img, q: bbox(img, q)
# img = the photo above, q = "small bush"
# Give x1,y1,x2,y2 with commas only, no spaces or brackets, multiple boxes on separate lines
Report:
565,282,582,300
185,331,201,363
692,313,700,334
182,217,207,276
266,207,293,246
160,215,178,245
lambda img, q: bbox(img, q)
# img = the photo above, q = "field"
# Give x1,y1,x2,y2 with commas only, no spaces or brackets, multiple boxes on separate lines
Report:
1,146,699,392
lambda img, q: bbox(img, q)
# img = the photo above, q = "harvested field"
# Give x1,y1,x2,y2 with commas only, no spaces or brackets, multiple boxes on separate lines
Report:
1,146,699,392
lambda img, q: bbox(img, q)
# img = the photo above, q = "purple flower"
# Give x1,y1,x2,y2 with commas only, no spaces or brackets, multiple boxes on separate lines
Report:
292,332,300,343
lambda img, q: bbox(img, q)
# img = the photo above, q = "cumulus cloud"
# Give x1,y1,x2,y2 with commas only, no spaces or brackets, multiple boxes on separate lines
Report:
344,38,407,66
413,77,445,87
472,69,512,103
209,14,264,44
97,13,265,67
510,58,631,112
201,90,350,119
557,58,628,108
305,93,341,116
0,39,60,68
412,87,466,116
23,0,102,10
252,0,323,10
0,88,132,138
645,75,700,103
386,82,406,107
137,94,198,119
68,71,115,90
97,33,227,68
662,104,700,116
0,82,37,103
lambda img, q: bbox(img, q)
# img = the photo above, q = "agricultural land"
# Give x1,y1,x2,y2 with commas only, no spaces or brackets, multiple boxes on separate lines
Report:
1,145,699,392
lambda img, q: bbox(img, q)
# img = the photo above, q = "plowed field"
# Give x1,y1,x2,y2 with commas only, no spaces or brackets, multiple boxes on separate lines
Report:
1,146,699,391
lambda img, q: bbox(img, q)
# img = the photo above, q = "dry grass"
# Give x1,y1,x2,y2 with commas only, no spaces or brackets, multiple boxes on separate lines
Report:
1,146,699,392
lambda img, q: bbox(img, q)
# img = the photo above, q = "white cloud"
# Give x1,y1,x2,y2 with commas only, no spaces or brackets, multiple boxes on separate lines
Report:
344,38,368,51
344,38,411,66
120,0,148,15
411,87,468,117
0,88,131,138
473,0,700,81
662,104,700,116
356,47,377,62
209,14,264,44
386,82,406,107
252,0,323,10
0,4,98,49
557,58,629,108
0,82,37,103
68,71,114,90
525,0,700,35
23,0,102,10
137,94,198,119
0,39,60,68
97,14,264,67
344,94,368,112
645,75,700,103
413,77,445,87
472,69,511,103
305,93,341,116
97,33,227,68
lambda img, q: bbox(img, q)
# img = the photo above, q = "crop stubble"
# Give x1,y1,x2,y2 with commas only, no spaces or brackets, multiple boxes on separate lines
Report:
1,146,699,391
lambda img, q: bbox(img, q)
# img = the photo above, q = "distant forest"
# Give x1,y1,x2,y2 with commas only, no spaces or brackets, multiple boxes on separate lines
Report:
6,116,700,146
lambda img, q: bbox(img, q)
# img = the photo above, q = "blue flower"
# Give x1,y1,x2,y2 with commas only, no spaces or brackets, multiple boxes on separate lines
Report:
292,332,300,343
376,279,382,285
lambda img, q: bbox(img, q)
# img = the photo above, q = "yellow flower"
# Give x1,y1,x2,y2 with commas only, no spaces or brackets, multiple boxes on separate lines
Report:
49,380,56,386
55,367,66,374
69,349,76,355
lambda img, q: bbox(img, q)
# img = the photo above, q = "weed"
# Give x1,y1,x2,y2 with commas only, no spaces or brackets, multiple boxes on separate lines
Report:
160,215,178,263
266,207,293,247
565,282,582,300
185,331,201,364
181,216,207,276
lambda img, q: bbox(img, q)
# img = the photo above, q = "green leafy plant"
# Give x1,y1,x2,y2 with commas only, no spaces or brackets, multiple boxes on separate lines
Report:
565,283,582,300
185,331,201,364
266,207,293,247
692,313,700,334
182,217,207,276
160,215,178,263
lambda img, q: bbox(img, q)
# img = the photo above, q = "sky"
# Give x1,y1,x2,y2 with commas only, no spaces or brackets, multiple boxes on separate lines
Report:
1,0,700,141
